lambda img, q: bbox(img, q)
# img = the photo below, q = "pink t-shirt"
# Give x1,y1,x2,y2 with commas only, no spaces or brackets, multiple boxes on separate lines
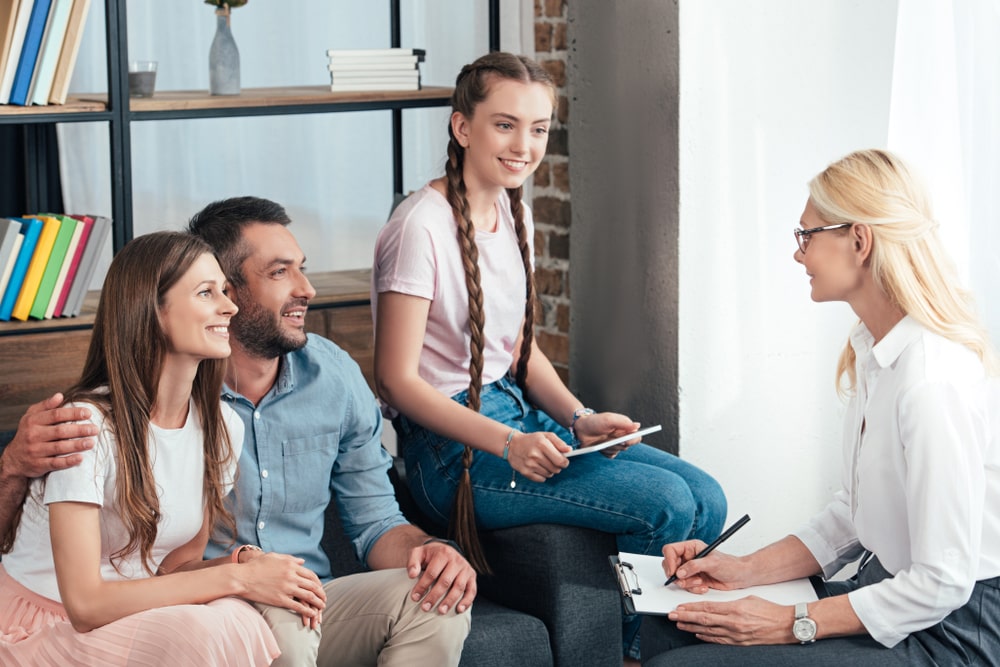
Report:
373,184,534,400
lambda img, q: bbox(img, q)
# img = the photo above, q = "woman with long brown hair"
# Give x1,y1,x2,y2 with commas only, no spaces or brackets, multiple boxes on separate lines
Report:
0,232,324,665
373,52,727,663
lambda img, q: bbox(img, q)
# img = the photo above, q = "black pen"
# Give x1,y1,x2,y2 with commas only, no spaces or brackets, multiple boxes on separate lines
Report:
665,513,750,586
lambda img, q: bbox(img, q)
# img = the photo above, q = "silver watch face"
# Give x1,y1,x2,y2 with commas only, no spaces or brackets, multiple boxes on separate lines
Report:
793,617,817,642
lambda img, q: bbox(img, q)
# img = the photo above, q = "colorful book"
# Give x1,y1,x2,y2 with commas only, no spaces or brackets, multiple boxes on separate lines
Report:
63,214,109,317
0,219,23,295
9,0,54,106
0,218,42,321
47,0,89,104
44,214,82,317
28,214,76,319
0,234,24,299
52,213,92,316
0,0,32,104
28,0,74,106
9,215,56,321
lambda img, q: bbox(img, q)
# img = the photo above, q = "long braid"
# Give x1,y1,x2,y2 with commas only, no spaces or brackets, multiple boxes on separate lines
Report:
507,186,536,389
436,53,555,574
445,133,491,574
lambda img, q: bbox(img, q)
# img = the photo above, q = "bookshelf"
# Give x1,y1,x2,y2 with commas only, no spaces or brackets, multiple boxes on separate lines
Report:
0,0,500,430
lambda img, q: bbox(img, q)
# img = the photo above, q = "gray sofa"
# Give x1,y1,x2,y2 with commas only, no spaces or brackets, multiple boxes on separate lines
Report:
0,434,625,667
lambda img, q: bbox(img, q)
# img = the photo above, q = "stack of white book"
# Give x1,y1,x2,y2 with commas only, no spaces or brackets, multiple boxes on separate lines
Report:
326,47,424,92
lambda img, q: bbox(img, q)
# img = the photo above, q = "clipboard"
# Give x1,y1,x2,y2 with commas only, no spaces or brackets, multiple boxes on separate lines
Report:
609,552,819,615
565,424,662,458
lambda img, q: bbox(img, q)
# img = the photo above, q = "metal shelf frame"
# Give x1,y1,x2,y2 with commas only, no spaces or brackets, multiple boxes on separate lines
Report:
0,0,501,253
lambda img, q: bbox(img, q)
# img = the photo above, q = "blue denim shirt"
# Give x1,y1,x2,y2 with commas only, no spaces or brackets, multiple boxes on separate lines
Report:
205,334,407,581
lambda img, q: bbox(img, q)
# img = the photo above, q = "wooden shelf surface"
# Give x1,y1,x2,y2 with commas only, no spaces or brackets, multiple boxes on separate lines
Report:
0,96,109,116
0,268,372,336
0,86,452,118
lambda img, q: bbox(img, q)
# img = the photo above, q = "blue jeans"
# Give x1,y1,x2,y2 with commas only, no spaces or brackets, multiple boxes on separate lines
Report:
395,376,729,658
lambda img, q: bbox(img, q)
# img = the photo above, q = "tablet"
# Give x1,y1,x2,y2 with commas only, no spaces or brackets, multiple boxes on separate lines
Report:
564,424,663,458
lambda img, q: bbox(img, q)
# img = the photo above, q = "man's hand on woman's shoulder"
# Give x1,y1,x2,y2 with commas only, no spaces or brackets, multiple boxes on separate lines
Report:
2,393,97,480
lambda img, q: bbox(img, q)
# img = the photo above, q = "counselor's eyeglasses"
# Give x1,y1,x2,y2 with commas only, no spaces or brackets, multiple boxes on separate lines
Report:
793,223,852,253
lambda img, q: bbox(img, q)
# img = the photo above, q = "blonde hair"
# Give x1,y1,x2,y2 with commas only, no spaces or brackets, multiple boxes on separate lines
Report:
808,149,998,394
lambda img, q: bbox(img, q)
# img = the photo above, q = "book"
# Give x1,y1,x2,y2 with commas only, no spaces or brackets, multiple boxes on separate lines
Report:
326,47,425,58
52,213,92,316
44,214,83,317
9,214,58,320
331,69,420,80
28,213,76,319
0,0,33,104
0,217,42,321
0,219,24,295
9,0,54,106
328,57,420,70
609,553,818,615
27,0,74,105
330,81,420,92
0,235,24,299
62,214,109,317
0,0,23,98
331,76,421,87
47,0,90,105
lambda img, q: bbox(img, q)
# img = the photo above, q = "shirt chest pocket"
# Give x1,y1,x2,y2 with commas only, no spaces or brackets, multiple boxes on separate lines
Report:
281,434,337,513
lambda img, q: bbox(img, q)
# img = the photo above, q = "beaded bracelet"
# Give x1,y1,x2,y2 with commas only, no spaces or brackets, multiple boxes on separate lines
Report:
502,429,516,461
570,407,595,444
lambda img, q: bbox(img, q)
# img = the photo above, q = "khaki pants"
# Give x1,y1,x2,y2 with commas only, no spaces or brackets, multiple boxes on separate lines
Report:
254,568,471,667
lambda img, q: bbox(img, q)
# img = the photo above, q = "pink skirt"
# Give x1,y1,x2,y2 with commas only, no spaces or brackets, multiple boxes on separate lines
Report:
0,565,279,666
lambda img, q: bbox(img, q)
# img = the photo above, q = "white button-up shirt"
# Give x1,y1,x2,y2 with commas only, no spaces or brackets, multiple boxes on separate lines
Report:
794,316,1000,647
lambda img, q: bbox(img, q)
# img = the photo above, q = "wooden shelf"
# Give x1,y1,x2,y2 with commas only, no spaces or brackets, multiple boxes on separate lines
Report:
0,86,452,123
0,268,372,336
118,85,452,112
0,96,109,116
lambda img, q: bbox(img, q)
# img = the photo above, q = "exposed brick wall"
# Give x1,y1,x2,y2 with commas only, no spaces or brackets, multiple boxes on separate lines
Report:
532,0,571,383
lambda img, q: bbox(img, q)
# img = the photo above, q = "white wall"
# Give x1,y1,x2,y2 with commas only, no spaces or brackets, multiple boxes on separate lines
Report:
678,0,1000,558
58,1,528,288
678,0,897,556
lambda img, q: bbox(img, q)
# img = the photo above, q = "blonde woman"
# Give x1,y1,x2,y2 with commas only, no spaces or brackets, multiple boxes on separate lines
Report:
651,149,1000,666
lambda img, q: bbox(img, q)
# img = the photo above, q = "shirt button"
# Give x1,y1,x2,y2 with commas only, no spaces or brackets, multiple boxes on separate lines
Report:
258,521,266,530
254,411,261,420
261,469,269,478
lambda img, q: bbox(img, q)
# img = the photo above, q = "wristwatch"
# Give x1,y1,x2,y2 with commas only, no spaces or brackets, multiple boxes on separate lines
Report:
792,602,817,643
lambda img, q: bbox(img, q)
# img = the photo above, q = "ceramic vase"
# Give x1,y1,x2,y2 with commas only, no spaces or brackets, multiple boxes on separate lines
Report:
209,7,240,95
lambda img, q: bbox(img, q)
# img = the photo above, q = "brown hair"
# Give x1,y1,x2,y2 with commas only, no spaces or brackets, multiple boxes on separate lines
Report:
1,232,237,572
444,52,555,572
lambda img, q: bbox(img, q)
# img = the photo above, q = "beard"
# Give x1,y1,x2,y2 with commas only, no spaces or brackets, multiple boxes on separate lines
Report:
230,295,308,360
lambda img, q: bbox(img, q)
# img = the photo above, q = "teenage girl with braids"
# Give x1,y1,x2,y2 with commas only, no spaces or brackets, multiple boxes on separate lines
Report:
372,52,727,661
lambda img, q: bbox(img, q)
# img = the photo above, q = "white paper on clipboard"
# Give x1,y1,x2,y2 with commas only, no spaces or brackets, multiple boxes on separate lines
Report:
565,424,663,458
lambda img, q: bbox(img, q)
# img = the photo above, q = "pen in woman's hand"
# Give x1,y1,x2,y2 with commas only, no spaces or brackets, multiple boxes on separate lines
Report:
665,514,751,586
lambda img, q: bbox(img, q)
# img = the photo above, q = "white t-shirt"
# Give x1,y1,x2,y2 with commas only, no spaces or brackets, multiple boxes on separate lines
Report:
372,183,534,399
3,399,244,602
794,316,1000,647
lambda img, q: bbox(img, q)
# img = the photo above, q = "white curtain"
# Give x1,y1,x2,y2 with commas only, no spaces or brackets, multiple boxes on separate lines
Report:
58,0,530,286
887,0,1000,342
